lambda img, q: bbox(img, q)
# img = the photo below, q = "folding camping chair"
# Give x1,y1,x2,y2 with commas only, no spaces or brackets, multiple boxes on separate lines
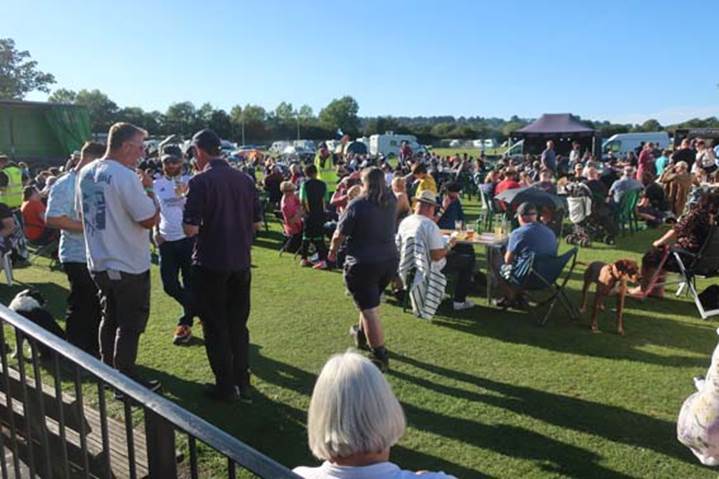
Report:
673,226,719,319
518,247,580,326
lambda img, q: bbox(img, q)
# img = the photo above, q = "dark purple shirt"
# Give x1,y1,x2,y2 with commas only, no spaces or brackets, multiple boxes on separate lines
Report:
183,159,261,271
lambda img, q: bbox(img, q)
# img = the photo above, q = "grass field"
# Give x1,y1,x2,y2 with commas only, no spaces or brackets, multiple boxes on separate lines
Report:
2,192,717,478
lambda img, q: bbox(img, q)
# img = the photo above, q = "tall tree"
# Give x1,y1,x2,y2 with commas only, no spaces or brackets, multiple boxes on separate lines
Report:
319,96,360,135
0,38,56,99
274,101,295,123
208,109,233,140
74,89,119,133
164,101,197,136
48,87,77,104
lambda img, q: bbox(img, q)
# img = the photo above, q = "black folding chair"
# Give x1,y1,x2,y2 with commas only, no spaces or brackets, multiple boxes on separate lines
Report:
519,247,580,326
673,226,719,319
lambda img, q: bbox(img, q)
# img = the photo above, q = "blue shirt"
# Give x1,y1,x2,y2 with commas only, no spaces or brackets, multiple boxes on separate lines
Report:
45,171,86,263
508,222,557,258
655,155,669,175
437,199,465,229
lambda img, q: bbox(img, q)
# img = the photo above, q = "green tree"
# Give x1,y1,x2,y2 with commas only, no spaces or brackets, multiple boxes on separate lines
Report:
164,101,197,136
0,38,56,99
319,96,360,134
274,101,295,123
640,119,663,132
48,87,77,103
74,89,118,133
208,109,233,139
298,104,314,121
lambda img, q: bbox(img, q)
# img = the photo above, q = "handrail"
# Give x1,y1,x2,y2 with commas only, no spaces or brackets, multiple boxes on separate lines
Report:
0,303,300,478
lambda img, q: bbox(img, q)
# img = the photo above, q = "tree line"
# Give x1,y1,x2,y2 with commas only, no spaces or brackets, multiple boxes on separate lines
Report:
2,37,718,146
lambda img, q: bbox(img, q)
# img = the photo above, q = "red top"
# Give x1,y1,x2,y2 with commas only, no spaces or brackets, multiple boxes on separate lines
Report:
281,194,303,235
495,179,521,196
21,199,46,241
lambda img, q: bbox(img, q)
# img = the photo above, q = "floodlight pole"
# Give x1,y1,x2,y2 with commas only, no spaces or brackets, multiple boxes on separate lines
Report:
296,114,301,140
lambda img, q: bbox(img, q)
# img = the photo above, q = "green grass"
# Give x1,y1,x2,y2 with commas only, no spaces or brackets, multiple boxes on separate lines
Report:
3,195,717,478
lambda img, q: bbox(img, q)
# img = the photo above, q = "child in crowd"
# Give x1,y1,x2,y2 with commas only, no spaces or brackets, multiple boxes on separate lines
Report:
280,181,303,253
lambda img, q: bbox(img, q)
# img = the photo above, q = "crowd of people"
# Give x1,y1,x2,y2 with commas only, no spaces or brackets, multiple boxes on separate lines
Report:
1,125,719,478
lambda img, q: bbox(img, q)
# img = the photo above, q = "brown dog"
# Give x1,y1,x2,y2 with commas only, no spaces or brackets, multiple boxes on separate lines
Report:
579,259,639,335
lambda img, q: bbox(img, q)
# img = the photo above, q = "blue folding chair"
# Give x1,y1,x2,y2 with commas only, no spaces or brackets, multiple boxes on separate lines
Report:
518,247,580,326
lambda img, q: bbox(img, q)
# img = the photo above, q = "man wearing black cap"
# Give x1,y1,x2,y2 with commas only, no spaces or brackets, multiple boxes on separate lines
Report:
494,202,557,308
183,129,262,402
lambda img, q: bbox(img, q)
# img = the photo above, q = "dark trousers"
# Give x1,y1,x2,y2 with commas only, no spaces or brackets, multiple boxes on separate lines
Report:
300,217,327,261
444,245,475,302
159,237,195,326
194,266,251,392
63,262,101,357
91,270,150,378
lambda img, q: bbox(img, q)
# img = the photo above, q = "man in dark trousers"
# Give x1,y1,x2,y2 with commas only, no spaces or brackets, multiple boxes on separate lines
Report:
183,129,262,402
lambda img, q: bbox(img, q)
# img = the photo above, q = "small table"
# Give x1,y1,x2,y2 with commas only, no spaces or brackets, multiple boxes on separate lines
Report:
440,230,508,302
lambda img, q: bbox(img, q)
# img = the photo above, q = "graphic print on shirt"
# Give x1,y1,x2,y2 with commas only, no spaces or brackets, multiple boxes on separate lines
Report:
81,171,111,236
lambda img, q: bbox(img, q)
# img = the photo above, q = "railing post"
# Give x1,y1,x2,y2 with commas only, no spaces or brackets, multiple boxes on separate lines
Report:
144,408,176,478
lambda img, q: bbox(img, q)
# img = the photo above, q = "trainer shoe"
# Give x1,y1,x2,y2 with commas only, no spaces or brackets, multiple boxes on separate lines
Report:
349,324,369,350
312,260,328,270
453,299,476,311
203,384,240,403
370,347,390,373
299,258,313,267
173,325,192,345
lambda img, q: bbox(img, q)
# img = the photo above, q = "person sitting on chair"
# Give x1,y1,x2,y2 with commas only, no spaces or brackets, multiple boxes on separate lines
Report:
396,190,475,315
629,192,719,298
494,202,557,309
21,186,57,245
608,166,642,211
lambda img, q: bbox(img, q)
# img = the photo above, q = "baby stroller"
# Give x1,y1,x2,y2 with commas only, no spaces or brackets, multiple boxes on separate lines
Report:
564,183,617,247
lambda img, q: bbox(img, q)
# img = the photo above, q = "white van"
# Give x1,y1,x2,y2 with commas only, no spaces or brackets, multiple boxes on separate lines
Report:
602,132,670,157
369,133,424,157
270,141,291,154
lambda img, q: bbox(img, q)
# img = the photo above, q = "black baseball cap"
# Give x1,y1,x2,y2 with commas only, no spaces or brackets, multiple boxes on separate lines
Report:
161,154,181,163
162,144,183,157
517,202,538,217
191,129,221,153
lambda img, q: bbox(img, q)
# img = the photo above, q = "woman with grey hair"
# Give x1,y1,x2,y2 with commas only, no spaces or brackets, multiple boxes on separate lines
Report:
293,351,456,479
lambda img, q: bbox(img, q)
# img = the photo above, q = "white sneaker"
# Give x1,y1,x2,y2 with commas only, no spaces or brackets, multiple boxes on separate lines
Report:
453,300,476,311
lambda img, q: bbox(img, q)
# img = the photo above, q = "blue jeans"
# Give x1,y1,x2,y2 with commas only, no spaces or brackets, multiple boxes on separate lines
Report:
159,237,195,326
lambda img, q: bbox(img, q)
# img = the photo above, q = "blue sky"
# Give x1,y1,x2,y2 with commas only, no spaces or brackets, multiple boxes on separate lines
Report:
6,0,718,124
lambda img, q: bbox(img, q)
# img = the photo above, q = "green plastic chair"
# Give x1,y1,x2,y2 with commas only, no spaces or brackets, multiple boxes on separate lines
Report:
477,187,503,232
617,189,641,235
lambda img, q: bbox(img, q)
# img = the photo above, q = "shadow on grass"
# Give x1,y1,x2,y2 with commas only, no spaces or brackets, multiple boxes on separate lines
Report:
138,345,496,478
432,303,710,369
392,352,693,468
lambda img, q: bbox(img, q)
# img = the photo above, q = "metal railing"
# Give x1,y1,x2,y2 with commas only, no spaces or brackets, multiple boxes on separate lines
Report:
0,303,300,478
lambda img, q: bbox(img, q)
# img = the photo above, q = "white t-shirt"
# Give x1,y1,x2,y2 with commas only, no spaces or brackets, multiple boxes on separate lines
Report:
293,461,456,479
396,214,447,268
77,158,157,274
153,175,190,242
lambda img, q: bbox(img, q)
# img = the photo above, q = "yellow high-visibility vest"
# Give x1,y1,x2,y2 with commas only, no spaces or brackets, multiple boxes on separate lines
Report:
0,166,23,208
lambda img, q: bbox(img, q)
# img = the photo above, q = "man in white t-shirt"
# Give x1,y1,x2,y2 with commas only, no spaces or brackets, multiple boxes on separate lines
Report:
77,122,160,393
396,191,475,311
153,153,195,345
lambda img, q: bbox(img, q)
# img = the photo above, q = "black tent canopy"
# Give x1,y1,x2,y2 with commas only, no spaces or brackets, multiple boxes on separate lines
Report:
512,113,598,156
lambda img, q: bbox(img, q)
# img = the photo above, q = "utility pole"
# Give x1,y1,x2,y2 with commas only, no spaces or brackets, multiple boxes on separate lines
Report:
296,113,301,140
241,116,245,146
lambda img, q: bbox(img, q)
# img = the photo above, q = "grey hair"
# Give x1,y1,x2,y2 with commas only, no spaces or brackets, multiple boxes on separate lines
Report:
307,351,406,460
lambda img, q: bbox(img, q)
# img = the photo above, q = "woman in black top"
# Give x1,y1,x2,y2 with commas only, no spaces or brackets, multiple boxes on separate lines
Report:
328,167,398,371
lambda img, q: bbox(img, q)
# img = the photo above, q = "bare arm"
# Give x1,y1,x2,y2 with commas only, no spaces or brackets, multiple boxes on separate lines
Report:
328,231,344,259
652,228,677,248
184,224,199,237
46,215,83,233
0,217,15,238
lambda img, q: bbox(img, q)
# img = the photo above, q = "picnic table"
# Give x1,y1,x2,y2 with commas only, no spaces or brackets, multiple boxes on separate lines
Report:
440,230,508,302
